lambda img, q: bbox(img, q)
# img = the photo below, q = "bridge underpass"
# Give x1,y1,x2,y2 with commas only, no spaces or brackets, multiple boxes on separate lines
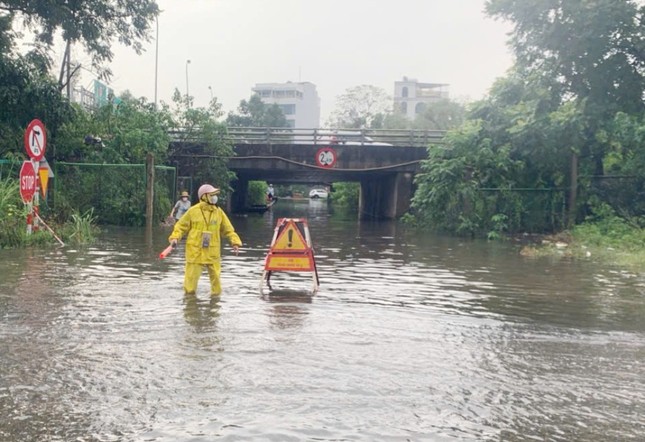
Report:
169,128,444,219
228,146,423,219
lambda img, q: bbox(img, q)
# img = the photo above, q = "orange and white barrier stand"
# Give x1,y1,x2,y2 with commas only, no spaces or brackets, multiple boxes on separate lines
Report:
261,218,319,293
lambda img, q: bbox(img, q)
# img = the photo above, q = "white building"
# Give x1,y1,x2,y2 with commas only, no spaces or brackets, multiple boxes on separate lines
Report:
252,81,321,128
394,77,449,120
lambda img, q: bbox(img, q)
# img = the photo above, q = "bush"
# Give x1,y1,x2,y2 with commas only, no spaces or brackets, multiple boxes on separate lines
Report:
331,182,359,209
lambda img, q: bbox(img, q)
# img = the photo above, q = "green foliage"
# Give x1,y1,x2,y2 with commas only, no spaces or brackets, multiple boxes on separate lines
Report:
411,112,567,235
0,178,98,248
60,209,99,245
1,0,159,79
226,94,289,127
331,182,359,209
56,94,171,163
485,0,645,182
247,181,268,205
486,0,644,116
0,15,75,158
54,163,173,226
487,214,509,240
170,89,235,195
0,178,27,247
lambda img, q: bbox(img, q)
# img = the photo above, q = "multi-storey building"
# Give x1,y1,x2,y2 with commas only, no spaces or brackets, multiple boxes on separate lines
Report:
394,77,449,120
252,81,321,128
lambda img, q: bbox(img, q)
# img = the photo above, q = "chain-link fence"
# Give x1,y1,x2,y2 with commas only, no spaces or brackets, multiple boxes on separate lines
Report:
476,188,567,233
54,162,176,226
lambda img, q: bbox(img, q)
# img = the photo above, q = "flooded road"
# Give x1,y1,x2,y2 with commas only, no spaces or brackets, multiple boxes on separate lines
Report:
1,199,644,441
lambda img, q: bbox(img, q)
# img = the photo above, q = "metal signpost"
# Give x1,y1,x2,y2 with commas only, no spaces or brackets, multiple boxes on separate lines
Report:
22,119,47,234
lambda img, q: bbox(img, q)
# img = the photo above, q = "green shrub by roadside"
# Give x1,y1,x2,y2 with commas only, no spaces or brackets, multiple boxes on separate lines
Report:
331,182,359,209
520,201,645,271
0,178,99,248
59,209,100,245
247,181,268,206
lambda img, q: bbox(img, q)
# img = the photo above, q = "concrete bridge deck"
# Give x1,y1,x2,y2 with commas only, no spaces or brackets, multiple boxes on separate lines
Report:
169,127,446,219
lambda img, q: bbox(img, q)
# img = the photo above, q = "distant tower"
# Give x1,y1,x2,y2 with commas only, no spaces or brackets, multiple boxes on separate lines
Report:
394,77,449,120
252,81,321,128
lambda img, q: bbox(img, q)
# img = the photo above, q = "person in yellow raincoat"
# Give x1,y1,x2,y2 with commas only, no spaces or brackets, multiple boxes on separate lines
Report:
169,184,242,296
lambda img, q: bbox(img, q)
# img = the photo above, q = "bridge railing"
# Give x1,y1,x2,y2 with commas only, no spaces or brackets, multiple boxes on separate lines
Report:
169,127,446,147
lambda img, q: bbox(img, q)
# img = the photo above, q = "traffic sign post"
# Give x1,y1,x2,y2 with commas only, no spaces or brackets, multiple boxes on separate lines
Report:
24,119,47,161
19,160,37,234
19,161,37,203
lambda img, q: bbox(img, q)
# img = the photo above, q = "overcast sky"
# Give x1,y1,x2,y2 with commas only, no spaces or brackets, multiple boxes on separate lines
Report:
103,0,514,121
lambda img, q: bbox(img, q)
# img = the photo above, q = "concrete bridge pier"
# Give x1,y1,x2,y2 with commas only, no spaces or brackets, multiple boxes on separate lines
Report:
229,177,249,213
359,172,414,219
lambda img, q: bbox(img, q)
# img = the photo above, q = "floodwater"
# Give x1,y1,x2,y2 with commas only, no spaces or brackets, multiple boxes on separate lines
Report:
1,199,644,441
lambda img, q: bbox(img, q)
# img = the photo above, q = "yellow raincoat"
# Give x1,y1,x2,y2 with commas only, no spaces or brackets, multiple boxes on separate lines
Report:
169,201,242,295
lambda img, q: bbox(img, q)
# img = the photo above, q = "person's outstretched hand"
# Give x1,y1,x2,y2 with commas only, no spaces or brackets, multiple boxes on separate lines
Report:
232,245,239,256
170,239,178,247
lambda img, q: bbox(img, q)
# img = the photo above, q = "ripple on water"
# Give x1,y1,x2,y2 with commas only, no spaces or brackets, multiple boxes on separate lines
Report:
1,220,644,441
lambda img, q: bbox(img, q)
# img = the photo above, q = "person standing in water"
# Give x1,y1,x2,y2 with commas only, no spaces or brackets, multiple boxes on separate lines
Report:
169,191,191,221
168,184,242,296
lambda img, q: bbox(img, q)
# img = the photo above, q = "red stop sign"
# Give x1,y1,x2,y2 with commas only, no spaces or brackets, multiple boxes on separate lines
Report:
19,161,37,203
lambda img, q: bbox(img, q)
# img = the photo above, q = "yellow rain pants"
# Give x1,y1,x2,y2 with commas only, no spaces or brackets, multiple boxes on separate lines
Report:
169,201,242,295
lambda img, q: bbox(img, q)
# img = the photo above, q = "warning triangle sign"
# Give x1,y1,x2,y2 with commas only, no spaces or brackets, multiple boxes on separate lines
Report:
272,221,308,251
38,167,49,197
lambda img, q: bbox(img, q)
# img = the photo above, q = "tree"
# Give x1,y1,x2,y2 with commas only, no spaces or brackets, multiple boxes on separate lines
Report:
226,94,288,127
169,89,235,194
485,0,645,175
327,85,392,128
0,0,159,80
412,99,466,131
0,15,74,159
55,92,171,164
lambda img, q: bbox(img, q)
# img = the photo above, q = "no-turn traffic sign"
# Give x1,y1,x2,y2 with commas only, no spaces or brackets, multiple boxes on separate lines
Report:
19,161,37,203
24,119,47,161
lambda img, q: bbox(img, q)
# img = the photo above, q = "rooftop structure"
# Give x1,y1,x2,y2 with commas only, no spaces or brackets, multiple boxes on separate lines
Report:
394,77,449,120
252,81,321,128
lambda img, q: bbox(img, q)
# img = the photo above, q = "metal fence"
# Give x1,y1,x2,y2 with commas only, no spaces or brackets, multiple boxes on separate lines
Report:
54,162,176,225
476,188,567,233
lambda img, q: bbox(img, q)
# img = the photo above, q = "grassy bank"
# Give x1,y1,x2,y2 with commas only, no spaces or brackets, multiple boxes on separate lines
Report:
520,216,645,271
0,179,99,248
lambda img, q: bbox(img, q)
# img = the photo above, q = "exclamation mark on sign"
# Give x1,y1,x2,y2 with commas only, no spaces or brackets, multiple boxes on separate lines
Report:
288,229,293,247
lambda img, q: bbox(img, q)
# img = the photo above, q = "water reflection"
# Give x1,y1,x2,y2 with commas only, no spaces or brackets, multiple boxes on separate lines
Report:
261,289,312,330
183,293,221,331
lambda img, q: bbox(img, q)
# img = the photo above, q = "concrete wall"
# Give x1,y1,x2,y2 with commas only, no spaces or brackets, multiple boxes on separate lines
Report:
359,172,414,219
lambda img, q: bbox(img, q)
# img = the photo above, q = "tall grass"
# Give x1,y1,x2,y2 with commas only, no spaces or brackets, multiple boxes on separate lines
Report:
0,178,27,248
62,209,99,245
0,178,99,248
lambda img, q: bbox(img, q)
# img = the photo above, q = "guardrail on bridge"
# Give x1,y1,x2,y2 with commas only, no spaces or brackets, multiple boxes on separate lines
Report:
169,127,446,147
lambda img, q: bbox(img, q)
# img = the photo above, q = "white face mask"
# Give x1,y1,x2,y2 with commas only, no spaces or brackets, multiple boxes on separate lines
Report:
208,195,218,205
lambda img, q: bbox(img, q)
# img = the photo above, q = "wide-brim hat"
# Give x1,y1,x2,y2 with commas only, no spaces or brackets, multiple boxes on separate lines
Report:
180,191,189,197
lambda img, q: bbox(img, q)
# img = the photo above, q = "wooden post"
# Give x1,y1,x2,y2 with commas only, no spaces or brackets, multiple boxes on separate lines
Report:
146,153,155,231
568,151,578,228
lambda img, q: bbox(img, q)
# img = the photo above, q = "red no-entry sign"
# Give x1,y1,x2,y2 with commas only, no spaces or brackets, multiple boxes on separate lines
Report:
19,161,37,203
